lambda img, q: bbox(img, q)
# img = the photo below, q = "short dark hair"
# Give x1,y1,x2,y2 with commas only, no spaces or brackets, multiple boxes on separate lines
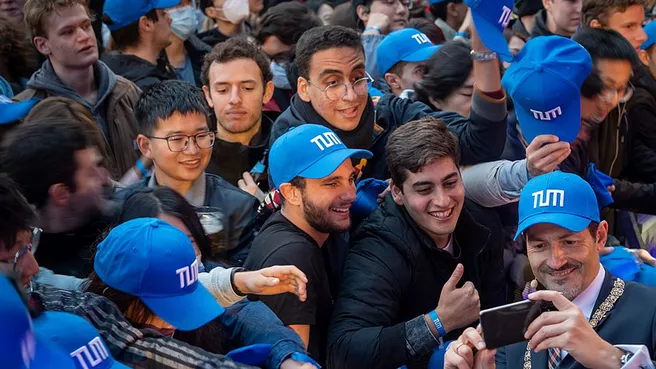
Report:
23,0,91,39
134,80,210,136
581,0,645,27
103,9,158,50
415,40,472,104
573,28,640,97
0,174,36,251
388,61,408,78
295,25,364,79
0,119,94,209
386,116,460,188
407,18,446,45
253,2,322,46
429,0,462,21
201,36,273,88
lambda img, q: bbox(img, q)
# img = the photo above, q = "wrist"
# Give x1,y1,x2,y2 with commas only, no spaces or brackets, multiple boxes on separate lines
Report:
455,31,469,39
591,342,623,369
230,267,248,296
364,26,382,34
432,307,451,335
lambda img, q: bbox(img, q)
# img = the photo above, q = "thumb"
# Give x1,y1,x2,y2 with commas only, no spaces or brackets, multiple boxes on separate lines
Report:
242,172,256,186
444,264,464,292
528,134,558,150
475,349,497,369
237,178,247,190
262,276,280,287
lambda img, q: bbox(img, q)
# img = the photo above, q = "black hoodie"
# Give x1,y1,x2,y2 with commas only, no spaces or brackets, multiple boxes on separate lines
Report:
101,51,177,92
530,9,554,38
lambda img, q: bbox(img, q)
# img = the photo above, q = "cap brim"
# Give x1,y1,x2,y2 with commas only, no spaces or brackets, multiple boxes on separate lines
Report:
514,212,592,240
31,337,77,369
297,148,373,180
142,284,224,331
471,12,513,62
155,0,182,8
0,98,39,125
515,96,580,144
402,45,441,63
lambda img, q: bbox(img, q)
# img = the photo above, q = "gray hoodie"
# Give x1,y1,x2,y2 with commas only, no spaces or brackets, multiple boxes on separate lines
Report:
26,60,117,140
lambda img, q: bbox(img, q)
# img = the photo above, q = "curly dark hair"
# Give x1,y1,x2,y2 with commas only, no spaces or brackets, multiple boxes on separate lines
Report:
0,15,39,86
201,36,273,88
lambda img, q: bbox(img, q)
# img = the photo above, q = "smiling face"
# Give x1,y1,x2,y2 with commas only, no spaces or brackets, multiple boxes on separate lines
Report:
526,222,606,300
298,47,369,132
391,157,464,248
368,0,410,31
602,4,647,51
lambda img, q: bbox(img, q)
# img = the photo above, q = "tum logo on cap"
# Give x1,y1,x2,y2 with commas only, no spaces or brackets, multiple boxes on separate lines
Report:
530,107,562,121
532,189,565,208
70,337,109,369
310,132,342,151
176,259,199,288
499,6,512,28
411,33,431,45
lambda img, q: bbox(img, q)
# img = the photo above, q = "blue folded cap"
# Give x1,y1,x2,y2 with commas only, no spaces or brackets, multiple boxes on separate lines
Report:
351,178,389,222
464,0,514,61
103,0,181,30
502,36,592,143
585,163,614,209
642,21,656,50
376,28,441,75
226,344,272,366
0,95,40,125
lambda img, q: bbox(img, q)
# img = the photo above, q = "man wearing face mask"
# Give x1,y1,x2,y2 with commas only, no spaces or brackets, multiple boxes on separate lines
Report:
101,0,179,92
198,0,251,47
165,0,213,87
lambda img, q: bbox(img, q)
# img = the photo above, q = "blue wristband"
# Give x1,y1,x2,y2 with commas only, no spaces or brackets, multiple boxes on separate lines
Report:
428,310,447,338
135,159,148,177
455,31,470,39
365,26,382,34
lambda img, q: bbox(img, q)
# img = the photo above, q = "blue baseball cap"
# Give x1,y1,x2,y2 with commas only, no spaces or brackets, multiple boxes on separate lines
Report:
376,28,442,75
94,218,224,331
34,312,129,369
465,0,514,61
515,171,600,240
269,124,373,189
502,36,592,143
641,21,656,50
103,0,181,31
0,95,40,125
0,274,76,369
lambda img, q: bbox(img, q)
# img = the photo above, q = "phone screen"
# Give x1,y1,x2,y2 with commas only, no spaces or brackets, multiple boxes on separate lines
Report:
479,300,545,349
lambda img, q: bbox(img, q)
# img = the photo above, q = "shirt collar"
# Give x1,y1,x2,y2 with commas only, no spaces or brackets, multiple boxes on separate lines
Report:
147,172,206,207
572,265,606,320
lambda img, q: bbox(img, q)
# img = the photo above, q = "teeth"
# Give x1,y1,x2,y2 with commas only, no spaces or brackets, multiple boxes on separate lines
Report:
331,208,349,213
429,208,453,219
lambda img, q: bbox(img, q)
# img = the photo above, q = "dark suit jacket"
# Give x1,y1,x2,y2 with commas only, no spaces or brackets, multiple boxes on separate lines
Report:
496,270,656,369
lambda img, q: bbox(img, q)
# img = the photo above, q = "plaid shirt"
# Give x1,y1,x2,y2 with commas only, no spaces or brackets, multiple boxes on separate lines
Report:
32,282,255,369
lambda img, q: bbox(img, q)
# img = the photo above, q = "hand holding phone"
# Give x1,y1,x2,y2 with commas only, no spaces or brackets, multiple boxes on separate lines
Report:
479,299,555,349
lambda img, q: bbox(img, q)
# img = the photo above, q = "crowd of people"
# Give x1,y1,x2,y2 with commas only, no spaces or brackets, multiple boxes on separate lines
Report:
2,0,656,367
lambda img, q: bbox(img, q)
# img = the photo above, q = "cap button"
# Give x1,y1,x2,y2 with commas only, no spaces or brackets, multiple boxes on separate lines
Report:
535,64,544,73
151,220,160,228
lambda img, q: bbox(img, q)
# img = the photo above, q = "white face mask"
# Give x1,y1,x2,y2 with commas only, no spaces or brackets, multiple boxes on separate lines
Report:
169,6,199,41
222,0,249,24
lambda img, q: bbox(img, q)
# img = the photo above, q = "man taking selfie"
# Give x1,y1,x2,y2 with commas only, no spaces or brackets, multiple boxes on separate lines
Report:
444,171,656,369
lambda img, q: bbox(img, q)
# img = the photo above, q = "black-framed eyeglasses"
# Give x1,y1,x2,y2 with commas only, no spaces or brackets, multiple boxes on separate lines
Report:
307,73,373,101
376,0,413,9
598,81,634,104
148,131,216,152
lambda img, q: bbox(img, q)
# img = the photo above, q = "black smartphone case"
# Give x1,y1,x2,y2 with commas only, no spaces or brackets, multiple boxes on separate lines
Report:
480,301,554,349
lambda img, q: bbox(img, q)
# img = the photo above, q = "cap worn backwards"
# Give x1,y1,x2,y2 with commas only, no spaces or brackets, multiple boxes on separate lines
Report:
268,124,373,189
514,171,600,240
34,312,129,369
94,218,224,331
376,28,442,75
103,0,181,31
502,36,592,143
464,0,515,61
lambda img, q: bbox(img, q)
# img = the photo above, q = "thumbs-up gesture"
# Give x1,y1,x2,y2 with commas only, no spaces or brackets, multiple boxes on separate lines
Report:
435,264,481,333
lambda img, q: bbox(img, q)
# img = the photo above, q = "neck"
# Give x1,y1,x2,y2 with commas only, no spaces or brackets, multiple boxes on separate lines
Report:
546,13,571,37
154,170,196,196
218,115,262,146
216,20,241,37
432,233,451,249
281,206,329,246
522,14,537,33
38,205,80,234
51,60,96,99
165,37,187,68
123,42,161,65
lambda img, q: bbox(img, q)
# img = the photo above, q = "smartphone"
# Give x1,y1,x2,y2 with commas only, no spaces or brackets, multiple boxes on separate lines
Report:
480,300,555,349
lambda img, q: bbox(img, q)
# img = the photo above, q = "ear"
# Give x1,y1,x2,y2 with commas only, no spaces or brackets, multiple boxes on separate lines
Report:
33,36,51,56
589,19,602,29
205,6,218,19
428,96,443,111
298,77,311,102
390,182,404,205
262,81,275,104
596,221,609,252
356,4,369,23
384,72,402,92
48,183,71,208
136,134,154,159
639,49,650,66
139,15,155,36
446,2,458,17
542,0,551,11
279,183,302,207
202,85,214,108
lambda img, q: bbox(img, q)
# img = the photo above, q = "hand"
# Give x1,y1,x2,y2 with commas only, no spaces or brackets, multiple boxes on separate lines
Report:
445,326,497,369
436,264,481,333
238,172,266,202
525,291,623,369
280,359,317,369
233,266,308,301
526,135,571,178
607,185,616,194
458,8,473,35
378,179,391,204
365,12,391,34
630,248,656,267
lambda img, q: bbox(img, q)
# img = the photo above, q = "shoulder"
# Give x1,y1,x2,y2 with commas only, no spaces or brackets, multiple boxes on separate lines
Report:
113,178,149,201
205,173,258,206
249,239,320,270
113,76,142,100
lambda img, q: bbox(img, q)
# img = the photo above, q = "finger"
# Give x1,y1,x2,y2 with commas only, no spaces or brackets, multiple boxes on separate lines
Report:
455,343,475,368
607,185,616,193
462,327,487,350
528,290,572,311
443,264,464,292
241,172,256,186
527,134,559,151
526,320,569,348
532,144,571,165
533,335,562,353
444,347,472,369
263,265,309,283
475,349,497,369
524,311,569,339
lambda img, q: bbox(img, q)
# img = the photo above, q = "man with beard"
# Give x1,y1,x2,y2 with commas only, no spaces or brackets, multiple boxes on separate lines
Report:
244,124,372,366
444,171,656,369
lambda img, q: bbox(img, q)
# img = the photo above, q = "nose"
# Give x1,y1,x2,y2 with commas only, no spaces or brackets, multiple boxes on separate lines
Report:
229,88,242,105
186,137,201,154
547,244,568,270
342,83,359,102
431,189,452,209
637,27,648,44
21,252,39,287
396,0,408,14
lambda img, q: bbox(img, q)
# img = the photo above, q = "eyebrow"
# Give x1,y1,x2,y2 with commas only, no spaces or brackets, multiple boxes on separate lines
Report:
318,63,366,79
411,171,459,188
163,126,209,136
321,170,356,183
213,80,258,86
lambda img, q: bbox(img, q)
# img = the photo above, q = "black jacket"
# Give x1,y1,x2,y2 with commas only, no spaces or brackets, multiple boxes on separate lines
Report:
625,66,656,183
184,34,213,87
270,90,507,180
327,196,506,369
101,51,177,92
497,271,656,369
206,111,278,191
198,28,231,47
530,9,554,38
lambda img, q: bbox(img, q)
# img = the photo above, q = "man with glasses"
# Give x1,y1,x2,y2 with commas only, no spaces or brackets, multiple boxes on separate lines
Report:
120,80,259,265
270,25,508,181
